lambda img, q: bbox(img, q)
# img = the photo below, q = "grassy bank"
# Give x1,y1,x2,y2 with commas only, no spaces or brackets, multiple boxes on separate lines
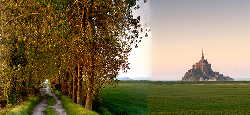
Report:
52,90,99,115
0,96,41,115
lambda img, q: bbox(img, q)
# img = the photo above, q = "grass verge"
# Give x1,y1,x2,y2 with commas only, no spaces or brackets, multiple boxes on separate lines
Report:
1,96,41,115
45,93,57,115
47,94,56,106
52,90,99,115
45,107,57,115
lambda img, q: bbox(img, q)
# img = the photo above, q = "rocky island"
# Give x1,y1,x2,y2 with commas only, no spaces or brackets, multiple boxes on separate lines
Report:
182,50,234,81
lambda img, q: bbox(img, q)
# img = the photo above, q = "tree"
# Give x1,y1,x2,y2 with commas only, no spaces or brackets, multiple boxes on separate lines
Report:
1,0,35,103
0,0,63,103
66,0,146,110
0,0,148,110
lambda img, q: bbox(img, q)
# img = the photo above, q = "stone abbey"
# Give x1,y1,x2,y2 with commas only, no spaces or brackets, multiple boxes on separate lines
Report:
192,49,212,76
182,49,234,81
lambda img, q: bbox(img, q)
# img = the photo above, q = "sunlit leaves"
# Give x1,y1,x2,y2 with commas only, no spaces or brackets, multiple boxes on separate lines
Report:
0,0,56,103
0,0,148,108
65,0,145,109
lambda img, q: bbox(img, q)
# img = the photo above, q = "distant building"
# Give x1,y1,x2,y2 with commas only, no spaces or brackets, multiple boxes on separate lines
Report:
182,49,234,81
192,49,212,76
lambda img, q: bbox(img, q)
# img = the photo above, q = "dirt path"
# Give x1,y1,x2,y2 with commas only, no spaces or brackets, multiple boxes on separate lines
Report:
46,85,67,115
32,80,67,115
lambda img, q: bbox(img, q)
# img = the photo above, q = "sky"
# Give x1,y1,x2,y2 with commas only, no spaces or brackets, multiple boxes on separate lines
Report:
118,0,152,80
119,0,250,81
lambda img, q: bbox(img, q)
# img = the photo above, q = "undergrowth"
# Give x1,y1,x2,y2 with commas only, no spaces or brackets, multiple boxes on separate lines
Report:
45,107,57,115
45,93,57,115
0,96,41,115
53,90,100,115
47,94,56,106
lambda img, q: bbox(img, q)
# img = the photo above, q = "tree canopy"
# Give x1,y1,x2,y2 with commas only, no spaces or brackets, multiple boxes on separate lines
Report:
0,0,148,110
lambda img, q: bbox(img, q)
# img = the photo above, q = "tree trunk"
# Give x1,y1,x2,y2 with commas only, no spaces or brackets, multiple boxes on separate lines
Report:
77,65,83,105
85,83,93,110
85,0,94,110
85,44,95,110
72,66,78,103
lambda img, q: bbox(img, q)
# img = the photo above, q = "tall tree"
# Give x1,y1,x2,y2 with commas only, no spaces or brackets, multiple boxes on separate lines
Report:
0,0,148,109
0,0,42,103
66,0,144,110
0,0,68,103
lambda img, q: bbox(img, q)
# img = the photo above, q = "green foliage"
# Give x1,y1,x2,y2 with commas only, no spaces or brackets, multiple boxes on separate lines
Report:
47,94,56,106
0,104,12,114
101,83,147,115
1,0,47,104
53,90,62,99
1,0,148,109
52,90,99,115
65,0,144,109
5,96,41,115
45,107,57,115
148,83,250,114
100,107,113,115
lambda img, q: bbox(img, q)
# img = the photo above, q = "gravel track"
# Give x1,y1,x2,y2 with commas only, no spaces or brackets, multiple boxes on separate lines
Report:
32,80,67,115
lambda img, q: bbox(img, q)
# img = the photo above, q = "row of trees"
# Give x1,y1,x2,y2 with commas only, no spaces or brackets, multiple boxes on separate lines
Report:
0,0,148,110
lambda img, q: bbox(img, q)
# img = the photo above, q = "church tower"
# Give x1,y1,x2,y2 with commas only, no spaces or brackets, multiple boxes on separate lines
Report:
201,49,204,59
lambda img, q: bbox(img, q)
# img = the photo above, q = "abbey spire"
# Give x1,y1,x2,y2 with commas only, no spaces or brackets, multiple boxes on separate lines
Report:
201,49,204,59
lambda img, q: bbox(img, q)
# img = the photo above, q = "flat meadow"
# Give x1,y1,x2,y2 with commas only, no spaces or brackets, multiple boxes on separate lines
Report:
101,81,148,115
102,81,250,115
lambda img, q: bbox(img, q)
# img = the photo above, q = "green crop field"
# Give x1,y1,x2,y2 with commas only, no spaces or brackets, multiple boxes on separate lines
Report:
101,81,148,115
102,81,250,115
148,84,250,114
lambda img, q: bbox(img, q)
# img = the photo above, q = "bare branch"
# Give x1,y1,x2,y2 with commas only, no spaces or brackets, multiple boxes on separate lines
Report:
3,13,40,27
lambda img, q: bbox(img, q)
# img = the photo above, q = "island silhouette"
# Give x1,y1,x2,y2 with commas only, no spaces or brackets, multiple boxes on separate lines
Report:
182,49,234,81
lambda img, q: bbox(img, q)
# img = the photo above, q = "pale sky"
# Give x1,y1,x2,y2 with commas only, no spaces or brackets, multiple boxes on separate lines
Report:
119,0,250,81
118,0,152,80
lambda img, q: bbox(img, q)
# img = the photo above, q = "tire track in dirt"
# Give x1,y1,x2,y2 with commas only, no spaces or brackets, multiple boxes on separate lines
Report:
32,80,67,115
32,85,47,115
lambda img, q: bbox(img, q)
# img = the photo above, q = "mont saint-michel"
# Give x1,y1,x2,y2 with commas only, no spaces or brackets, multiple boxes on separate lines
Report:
182,50,234,81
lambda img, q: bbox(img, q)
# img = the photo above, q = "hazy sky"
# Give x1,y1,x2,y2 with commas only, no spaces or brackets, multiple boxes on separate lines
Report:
119,0,152,80
119,0,250,80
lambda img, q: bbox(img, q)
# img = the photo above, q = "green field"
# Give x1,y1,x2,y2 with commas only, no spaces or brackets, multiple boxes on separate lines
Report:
101,81,148,115
102,81,250,115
